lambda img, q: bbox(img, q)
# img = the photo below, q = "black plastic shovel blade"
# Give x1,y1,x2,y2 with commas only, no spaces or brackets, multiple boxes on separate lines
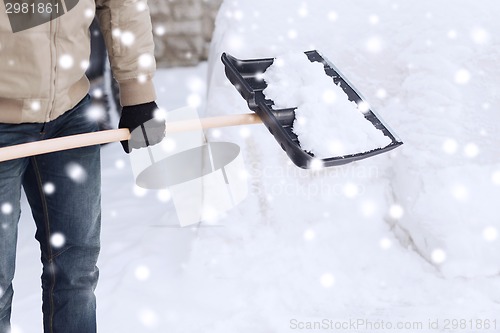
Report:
221,51,403,169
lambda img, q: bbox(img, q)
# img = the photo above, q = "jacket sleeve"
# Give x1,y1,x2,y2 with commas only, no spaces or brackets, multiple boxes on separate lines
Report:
94,0,157,106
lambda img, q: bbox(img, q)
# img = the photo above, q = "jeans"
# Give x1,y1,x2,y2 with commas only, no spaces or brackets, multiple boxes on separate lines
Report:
0,95,101,333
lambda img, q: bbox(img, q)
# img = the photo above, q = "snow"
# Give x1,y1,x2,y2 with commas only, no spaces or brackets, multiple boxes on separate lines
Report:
9,0,500,332
262,52,392,157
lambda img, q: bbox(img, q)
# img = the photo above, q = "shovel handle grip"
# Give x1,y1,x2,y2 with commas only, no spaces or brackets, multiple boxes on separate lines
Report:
0,113,262,163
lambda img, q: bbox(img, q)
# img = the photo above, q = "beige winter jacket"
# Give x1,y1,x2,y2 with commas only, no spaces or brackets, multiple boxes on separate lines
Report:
0,0,157,124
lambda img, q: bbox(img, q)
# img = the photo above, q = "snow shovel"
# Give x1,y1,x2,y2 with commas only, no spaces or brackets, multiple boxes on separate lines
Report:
0,51,401,169
221,51,403,168
0,113,262,163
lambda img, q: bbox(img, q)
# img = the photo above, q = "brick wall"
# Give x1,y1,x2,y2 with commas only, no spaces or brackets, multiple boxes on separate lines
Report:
149,0,224,67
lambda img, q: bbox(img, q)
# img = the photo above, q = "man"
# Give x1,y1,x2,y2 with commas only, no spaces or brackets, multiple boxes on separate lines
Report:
0,0,164,332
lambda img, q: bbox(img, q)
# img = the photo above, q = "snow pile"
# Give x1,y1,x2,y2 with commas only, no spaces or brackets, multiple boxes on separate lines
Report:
262,52,392,157
206,0,500,278
201,0,500,328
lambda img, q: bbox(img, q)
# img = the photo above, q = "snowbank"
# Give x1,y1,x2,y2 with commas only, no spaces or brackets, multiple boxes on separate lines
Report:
198,0,500,328
206,0,500,278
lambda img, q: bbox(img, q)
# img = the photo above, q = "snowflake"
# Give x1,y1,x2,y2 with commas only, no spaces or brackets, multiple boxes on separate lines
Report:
138,54,154,68
308,159,324,170
66,162,88,183
297,3,308,17
210,129,221,138
186,93,202,108
454,69,471,84
80,60,90,71
322,89,338,104
120,31,135,46
431,248,447,264
186,76,205,93
482,227,498,242
379,237,392,250
85,104,106,122
366,36,383,54
239,127,251,138
133,185,147,197
115,159,125,170
50,232,66,248
160,138,176,153
447,29,458,39
84,8,94,18
157,189,171,202
361,200,376,217
43,182,56,195
376,88,387,99
442,138,458,154
59,54,74,69
135,265,150,281
326,11,338,22
31,100,41,111
389,204,404,219
320,273,335,288
492,171,500,186
303,229,315,241
10,324,23,333
343,183,359,198
238,170,250,181
451,184,468,201
357,101,370,113
471,27,490,45
139,309,159,328
201,205,219,224
137,74,147,84
233,10,244,20
463,143,479,158
226,34,244,52
1,202,13,215
327,140,344,156
369,14,379,25
136,1,146,12
287,29,298,39
154,25,166,36
153,107,167,121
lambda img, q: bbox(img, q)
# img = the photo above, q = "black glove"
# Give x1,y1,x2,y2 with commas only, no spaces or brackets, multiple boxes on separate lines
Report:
118,101,166,153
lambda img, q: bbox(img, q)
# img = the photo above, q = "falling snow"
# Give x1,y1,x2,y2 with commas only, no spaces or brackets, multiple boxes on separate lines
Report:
319,273,335,288
58,54,74,69
9,1,500,332
303,229,316,241
43,183,55,195
1,202,13,215
66,162,88,183
431,248,447,265
135,265,151,281
50,233,65,248
455,69,471,84
120,31,135,46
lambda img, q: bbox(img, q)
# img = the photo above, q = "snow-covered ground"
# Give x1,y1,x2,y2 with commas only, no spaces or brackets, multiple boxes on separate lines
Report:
11,0,500,332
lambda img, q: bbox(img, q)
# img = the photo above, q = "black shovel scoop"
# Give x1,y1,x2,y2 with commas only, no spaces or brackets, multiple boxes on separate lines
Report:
222,51,403,169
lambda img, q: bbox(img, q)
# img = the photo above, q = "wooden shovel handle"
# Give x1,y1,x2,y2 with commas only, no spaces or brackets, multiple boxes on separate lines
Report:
0,113,262,162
